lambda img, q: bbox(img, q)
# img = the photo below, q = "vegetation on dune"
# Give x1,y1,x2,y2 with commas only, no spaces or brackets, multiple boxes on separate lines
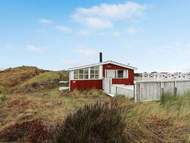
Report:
0,66,45,87
0,66,45,93
55,102,126,143
115,96,190,142
14,71,68,93
1,67,190,142
0,89,110,141
0,66,68,93
1,91,190,142
0,94,7,104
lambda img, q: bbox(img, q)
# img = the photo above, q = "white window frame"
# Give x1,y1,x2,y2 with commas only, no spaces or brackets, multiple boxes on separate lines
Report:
90,66,99,79
116,70,124,78
105,69,128,79
73,68,89,80
73,66,100,80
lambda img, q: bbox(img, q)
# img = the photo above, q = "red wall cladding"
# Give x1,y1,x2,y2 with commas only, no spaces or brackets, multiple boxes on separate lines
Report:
70,80,102,90
103,63,134,85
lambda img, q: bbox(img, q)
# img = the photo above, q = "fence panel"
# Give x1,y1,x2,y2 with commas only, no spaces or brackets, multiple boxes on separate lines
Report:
111,85,134,98
135,80,190,102
139,82,161,101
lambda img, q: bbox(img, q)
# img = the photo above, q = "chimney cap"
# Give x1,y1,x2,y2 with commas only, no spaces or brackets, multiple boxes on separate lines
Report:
99,52,103,63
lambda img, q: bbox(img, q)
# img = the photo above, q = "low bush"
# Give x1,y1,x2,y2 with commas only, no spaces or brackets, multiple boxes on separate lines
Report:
0,119,53,143
55,102,127,143
25,120,53,143
0,94,6,104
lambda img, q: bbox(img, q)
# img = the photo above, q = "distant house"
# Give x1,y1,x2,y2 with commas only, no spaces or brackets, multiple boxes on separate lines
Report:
68,53,137,95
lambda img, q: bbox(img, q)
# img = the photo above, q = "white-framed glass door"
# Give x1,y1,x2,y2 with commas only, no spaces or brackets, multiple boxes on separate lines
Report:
103,70,115,94
105,70,116,78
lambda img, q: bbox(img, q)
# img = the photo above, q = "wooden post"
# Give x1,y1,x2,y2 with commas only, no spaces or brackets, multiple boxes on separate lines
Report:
134,84,136,101
160,81,164,98
116,86,118,96
174,80,177,96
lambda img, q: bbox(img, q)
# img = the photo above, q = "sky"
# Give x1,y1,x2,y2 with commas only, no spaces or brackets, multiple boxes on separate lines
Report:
0,0,190,72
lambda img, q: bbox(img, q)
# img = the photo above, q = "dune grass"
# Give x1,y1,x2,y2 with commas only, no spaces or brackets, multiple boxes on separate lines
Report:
0,89,110,130
1,88,190,142
11,71,68,93
0,94,7,104
0,66,68,94
25,71,68,84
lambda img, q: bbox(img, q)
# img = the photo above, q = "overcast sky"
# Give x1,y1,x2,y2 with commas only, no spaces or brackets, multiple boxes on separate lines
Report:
0,0,190,72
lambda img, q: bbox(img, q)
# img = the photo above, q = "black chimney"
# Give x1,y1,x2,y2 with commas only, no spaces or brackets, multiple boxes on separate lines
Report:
99,52,103,63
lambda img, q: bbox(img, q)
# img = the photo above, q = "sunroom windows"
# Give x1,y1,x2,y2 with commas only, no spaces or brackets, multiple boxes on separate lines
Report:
90,66,99,79
74,66,99,80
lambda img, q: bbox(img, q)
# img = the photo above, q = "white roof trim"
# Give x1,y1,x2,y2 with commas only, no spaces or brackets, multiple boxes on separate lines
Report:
68,60,137,71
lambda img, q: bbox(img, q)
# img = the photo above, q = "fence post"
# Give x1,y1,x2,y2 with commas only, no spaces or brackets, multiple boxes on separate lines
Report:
134,84,136,101
160,81,164,99
174,80,177,96
116,86,118,96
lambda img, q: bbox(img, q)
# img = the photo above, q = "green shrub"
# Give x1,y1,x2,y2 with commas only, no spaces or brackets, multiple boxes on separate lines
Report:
0,85,7,94
0,94,6,104
55,102,127,143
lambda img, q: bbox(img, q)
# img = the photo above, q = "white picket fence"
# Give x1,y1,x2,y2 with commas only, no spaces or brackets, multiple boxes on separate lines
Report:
141,72,190,81
105,79,190,102
135,80,190,102
111,85,134,98
103,78,134,98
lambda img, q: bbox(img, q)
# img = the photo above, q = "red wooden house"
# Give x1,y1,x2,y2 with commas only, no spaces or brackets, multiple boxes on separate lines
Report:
68,53,137,95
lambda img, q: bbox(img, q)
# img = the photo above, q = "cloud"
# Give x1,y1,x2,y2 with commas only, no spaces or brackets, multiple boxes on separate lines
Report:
127,26,142,34
26,45,47,54
75,47,98,56
55,25,72,32
72,1,145,29
113,31,121,37
39,18,54,25
39,18,72,33
84,17,113,29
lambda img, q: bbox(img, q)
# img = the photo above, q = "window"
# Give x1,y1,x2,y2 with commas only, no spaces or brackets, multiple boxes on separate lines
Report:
79,69,83,79
90,66,99,79
116,70,128,78
83,68,89,79
74,68,89,79
117,70,124,78
74,70,79,79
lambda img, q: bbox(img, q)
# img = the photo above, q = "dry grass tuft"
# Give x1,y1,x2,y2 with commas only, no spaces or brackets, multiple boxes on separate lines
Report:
55,101,127,143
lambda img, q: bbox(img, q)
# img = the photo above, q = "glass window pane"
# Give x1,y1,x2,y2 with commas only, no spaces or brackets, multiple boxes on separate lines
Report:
90,67,94,73
117,70,124,78
79,69,83,74
74,74,78,79
95,74,99,79
90,67,94,79
84,68,88,74
74,70,79,79
95,70,99,75
90,66,99,79
84,74,88,79
74,70,78,74
94,66,98,70
79,74,83,79
84,68,89,79
90,74,94,79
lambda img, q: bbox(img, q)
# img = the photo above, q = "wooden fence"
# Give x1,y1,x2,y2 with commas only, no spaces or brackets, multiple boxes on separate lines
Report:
135,80,190,102
111,85,134,98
